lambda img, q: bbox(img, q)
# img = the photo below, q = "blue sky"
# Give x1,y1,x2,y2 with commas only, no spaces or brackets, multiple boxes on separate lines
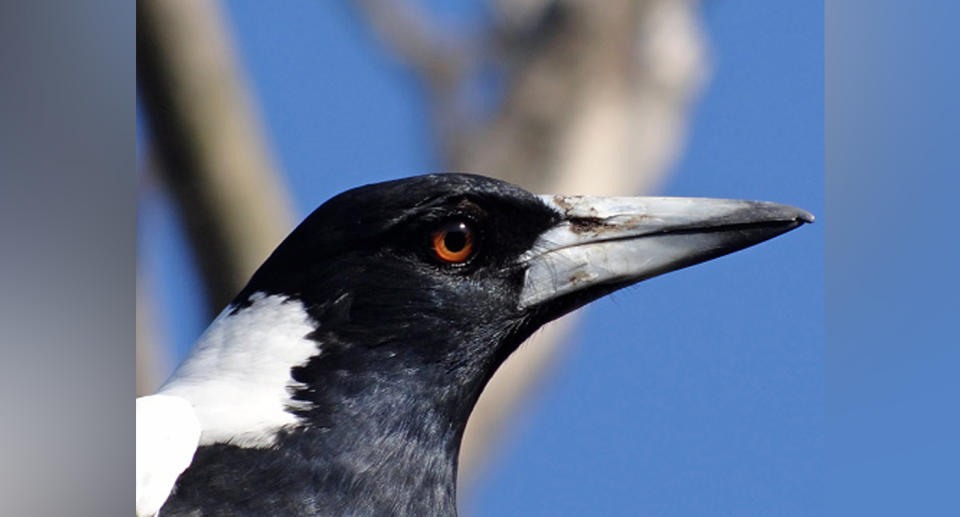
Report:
139,2,822,515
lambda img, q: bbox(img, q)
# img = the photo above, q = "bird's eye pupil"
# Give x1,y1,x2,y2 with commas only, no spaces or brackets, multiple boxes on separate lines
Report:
444,231,467,252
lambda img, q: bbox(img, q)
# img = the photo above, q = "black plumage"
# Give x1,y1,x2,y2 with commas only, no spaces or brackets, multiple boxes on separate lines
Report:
155,173,811,516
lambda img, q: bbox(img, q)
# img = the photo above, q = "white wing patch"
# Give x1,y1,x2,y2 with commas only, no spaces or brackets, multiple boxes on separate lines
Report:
136,394,201,517
158,293,320,447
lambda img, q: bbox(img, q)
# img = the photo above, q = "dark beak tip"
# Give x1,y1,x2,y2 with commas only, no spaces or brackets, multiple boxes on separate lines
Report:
770,203,813,225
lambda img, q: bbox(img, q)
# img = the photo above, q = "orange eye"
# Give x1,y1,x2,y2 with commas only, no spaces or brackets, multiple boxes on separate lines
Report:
431,221,474,264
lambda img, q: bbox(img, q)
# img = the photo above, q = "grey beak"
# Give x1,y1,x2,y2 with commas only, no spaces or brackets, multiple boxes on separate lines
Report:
518,195,814,309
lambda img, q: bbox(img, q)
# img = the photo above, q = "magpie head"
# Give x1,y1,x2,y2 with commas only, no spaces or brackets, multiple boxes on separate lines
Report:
159,173,811,515
228,173,812,428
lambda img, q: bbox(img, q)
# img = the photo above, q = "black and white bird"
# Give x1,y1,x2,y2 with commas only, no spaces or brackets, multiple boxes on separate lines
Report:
136,173,812,516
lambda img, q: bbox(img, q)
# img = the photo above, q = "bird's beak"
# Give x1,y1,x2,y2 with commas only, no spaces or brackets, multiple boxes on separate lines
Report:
518,195,814,309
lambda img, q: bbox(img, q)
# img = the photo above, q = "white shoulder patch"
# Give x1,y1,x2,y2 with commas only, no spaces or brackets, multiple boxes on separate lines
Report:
136,394,201,517
158,293,320,448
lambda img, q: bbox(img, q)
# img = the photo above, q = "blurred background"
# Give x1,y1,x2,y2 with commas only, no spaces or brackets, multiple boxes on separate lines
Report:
8,1,960,516
137,1,821,515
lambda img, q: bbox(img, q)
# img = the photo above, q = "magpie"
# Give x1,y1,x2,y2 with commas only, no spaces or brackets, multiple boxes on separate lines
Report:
136,173,812,516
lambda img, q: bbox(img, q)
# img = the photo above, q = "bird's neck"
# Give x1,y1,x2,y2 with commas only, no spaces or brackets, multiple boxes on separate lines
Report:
270,312,508,516
167,364,478,517
298,376,470,516
162,292,515,516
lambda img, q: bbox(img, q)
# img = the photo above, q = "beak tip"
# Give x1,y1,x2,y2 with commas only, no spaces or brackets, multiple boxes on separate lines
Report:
765,202,813,224
797,209,815,224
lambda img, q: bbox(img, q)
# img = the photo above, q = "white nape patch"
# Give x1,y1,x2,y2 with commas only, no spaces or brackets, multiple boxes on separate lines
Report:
136,394,201,517
158,293,320,448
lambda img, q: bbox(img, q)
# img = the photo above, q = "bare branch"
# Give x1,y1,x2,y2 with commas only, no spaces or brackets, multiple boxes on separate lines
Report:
137,0,294,317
